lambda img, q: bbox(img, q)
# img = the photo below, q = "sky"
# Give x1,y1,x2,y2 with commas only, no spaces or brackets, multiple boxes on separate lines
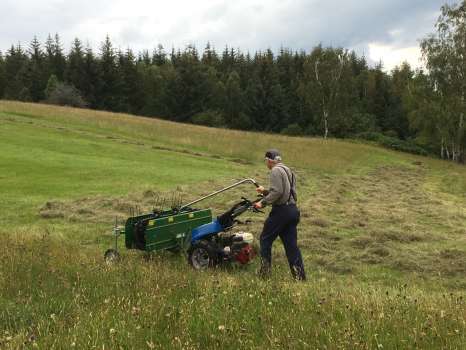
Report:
0,0,457,72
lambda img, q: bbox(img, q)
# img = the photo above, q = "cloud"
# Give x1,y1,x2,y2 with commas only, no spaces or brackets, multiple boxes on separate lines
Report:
0,0,456,70
368,44,422,72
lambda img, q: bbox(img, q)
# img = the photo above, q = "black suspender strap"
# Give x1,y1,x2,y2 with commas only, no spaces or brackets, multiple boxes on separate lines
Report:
276,165,297,203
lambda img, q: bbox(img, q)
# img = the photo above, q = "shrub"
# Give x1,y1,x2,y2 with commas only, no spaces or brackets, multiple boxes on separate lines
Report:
356,132,429,156
281,123,303,136
46,83,87,108
191,110,225,127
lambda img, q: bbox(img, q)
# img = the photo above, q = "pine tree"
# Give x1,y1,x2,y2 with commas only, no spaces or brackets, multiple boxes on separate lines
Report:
387,62,414,139
204,66,225,111
224,70,246,128
65,38,86,95
253,49,287,132
366,63,391,132
244,70,265,130
44,74,59,98
44,34,66,81
4,44,29,100
53,34,66,80
139,50,151,65
82,45,100,108
201,42,220,69
0,51,6,98
98,35,122,111
25,36,47,101
167,45,209,121
152,44,167,66
119,48,144,113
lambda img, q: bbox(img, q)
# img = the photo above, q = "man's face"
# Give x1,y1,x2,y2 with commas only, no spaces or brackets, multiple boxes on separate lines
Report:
265,158,273,169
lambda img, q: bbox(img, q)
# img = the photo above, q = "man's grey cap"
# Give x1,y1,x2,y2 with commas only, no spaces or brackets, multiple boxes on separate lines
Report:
265,149,282,161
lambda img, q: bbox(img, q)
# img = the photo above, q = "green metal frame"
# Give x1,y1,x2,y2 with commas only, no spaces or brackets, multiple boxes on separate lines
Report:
124,209,213,251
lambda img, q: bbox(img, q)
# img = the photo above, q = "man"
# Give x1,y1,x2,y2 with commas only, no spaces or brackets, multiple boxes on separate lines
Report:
253,149,306,280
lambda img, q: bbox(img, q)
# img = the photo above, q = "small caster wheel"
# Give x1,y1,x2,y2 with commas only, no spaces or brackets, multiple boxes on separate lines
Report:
104,249,120,265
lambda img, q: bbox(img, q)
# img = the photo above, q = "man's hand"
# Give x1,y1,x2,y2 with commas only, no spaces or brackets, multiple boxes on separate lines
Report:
256,185,265,194
253,201,263,210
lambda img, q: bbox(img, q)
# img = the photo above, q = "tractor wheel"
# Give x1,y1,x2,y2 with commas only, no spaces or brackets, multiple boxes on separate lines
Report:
104,249,120,265
188,241,218,270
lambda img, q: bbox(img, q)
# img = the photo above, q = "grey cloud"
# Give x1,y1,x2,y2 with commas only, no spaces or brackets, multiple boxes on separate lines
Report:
0,0,457,66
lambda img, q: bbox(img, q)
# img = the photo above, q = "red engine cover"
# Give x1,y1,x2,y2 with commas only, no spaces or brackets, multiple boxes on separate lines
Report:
234,244,256,264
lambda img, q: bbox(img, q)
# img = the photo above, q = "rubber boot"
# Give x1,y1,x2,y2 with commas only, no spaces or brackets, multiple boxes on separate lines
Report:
291,265,306,281
259,259,271,280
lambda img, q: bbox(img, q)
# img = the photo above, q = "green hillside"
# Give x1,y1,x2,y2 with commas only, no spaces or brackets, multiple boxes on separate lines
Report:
1,101,465,349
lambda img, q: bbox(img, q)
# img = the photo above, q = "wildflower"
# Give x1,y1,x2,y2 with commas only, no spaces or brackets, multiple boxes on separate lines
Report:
218,325,225,331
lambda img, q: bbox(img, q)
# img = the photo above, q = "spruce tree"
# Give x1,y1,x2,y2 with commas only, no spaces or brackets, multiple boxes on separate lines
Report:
168,45,208,121
82,45,100,108
98,35,121,111
44,74,59,98
53,34,66,80
44,34,66,81
25,36,47,101
244,70,265,130
0,51,5,98
388,62,414,139
366,64,391,132
202,42,220,69
4,44,29,100
224,70,244,128
119,48,144,113
152,45,167,66
65,38,86,96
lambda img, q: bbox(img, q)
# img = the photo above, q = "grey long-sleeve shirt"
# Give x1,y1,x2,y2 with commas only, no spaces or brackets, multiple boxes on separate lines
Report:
262,163,297,206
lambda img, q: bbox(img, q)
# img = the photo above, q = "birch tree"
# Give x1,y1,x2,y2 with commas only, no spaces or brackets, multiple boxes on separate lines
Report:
300,46,350,139
420,1,466,162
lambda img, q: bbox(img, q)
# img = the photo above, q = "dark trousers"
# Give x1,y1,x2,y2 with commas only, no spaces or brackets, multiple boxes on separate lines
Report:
260,204,306,280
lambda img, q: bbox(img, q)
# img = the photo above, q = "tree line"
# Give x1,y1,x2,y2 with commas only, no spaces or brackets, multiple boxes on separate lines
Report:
0,1,464,162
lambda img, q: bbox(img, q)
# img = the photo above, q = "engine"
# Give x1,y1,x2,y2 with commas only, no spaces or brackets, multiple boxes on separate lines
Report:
217,232,256,264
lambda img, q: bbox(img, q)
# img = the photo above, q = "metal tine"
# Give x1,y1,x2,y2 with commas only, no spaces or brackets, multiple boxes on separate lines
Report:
172,192,176,208
161,197,166,211
155,194,160,211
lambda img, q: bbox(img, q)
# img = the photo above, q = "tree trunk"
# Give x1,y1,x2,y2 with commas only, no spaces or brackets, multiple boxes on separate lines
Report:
323,109,329,139
451,141,457,162
458,112,464,163
441,138,445,159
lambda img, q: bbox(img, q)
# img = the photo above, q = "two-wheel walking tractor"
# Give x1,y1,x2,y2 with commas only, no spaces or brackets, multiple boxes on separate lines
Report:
104,179,263,269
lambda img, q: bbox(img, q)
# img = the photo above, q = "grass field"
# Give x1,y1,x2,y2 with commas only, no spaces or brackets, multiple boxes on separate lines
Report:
0,101,465,349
